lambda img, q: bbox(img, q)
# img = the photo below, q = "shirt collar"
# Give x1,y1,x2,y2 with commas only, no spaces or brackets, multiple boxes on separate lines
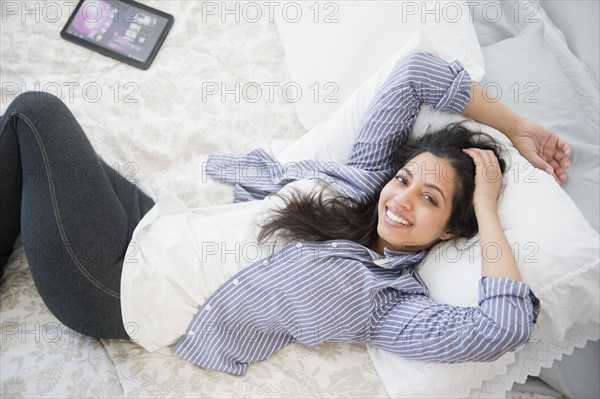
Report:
369,247,427,270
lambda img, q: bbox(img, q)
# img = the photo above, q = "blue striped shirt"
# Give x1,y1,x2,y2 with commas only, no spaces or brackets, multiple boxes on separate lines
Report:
172,53,540,375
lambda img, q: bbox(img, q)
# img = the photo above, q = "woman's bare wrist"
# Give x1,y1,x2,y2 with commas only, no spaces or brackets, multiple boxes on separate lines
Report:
505,116,527,139
473,202,499,218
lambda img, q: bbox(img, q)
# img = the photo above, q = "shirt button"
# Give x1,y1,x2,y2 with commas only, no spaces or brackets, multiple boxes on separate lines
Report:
374,259,388,266
204,304,212,311
232,279,240,286
296,242,303,248
331,242,338,248
262,260,269,266
189,329,195,336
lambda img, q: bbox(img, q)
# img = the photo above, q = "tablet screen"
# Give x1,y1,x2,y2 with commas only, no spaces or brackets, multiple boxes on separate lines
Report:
64,0,171,64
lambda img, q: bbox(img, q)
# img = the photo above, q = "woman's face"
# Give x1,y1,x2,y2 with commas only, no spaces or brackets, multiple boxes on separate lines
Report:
374,152,458,253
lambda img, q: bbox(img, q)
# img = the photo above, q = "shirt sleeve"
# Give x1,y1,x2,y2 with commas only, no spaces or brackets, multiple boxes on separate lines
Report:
205,148,392,204
369,277,540,363
346,52,472,172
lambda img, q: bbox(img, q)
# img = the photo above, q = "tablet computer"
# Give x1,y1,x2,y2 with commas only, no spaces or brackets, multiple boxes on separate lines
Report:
61,0,174,70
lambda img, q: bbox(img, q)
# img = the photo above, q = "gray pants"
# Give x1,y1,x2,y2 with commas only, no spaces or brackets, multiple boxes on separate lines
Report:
0,92,155,339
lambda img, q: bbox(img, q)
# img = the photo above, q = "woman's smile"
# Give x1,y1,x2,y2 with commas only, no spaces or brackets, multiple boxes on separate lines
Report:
384,207,413,227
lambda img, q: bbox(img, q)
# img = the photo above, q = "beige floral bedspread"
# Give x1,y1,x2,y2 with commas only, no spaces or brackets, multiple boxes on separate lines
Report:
0,1,562,398
0,1,390,397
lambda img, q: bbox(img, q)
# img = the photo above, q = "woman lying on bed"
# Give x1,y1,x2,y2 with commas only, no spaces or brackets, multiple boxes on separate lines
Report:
0,53,570,375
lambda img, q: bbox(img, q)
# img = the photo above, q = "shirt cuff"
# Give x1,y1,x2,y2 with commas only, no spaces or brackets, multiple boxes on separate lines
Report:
433,59,473,114
479,276,541,324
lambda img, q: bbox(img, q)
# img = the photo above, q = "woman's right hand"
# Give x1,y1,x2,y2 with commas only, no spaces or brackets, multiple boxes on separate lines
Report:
462,148,503,213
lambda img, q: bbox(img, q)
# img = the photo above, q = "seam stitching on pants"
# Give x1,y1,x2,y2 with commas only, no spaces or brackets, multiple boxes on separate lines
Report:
13,111,120,299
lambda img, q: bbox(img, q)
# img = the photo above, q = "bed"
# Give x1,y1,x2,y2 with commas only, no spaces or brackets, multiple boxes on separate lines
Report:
1,1,598,398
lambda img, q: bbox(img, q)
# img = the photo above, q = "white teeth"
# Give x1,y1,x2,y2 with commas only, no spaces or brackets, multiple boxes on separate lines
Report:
386,209,411,226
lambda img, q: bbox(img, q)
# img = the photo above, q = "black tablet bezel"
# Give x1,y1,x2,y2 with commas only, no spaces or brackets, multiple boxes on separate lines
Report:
60,0,174,70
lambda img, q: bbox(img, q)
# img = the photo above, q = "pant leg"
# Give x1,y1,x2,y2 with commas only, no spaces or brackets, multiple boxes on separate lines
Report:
0,91,155,339
0,109,22,270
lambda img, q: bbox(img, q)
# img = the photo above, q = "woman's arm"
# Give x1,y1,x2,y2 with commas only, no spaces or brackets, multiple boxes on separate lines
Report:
475,205,522,280
346,52,472,171
462,83,571,184
371,277,538,362
461,83,523,138
462,147,522,281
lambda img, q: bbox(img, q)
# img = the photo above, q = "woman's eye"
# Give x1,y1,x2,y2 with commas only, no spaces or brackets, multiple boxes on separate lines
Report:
396,176,407,184
423,194,437,206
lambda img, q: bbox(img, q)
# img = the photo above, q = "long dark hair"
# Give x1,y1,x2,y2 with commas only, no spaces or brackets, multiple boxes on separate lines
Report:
258,123,507,249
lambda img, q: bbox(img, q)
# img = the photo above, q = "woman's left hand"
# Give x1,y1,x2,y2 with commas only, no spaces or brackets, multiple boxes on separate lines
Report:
462,148,503,213
509,119,571,184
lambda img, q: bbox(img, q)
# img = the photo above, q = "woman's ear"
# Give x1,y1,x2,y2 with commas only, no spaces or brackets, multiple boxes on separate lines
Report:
439,230,456,241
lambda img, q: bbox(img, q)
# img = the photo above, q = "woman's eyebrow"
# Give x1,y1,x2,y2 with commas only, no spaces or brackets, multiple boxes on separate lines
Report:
398,167,413,178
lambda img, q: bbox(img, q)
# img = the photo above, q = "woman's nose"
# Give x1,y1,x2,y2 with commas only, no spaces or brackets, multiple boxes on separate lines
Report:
393,188,416,210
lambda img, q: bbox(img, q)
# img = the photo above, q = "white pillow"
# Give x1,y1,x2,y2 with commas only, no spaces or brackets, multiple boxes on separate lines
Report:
274,1,484,130
271,22,485,164
480,24,600,232
271,20,600,399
